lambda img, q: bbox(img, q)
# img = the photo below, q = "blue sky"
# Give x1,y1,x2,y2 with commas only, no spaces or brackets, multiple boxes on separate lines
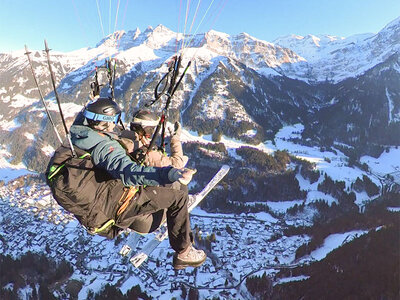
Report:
0,0,399,52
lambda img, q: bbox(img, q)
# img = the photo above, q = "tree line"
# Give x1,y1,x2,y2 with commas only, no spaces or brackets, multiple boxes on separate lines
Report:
0,251,73,300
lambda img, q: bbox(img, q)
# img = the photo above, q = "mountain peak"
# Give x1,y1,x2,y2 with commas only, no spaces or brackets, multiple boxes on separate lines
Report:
95,30,126,48
206,29,230,39
238,32,251,38
131,27,141,39
382,16,400,31
376,16,400,42
153,24,173,33
144,26,153,33
307,34,321,47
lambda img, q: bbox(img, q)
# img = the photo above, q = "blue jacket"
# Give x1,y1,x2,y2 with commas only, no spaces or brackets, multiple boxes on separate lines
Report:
69,122,172,187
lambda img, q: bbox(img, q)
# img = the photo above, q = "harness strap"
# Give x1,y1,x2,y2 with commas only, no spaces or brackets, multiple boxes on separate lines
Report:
117,186,139,216
89,219,116,235
87,186,138,235
47,153,91,181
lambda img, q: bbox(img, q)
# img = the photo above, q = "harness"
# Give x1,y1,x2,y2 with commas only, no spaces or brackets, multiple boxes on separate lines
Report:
47,146,138,237
88,186,139,235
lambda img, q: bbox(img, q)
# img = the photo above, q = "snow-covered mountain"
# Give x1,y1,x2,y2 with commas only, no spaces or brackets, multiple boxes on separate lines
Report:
0,17,399,174
273,17,400,82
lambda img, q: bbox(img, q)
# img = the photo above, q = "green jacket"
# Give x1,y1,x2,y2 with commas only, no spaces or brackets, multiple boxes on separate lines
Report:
69,123,172,187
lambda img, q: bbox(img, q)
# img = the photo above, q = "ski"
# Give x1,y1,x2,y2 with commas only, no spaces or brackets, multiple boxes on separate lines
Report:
119,230,142,257
128,165,230,268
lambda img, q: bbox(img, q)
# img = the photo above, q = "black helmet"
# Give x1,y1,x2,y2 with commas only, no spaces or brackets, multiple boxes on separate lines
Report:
130,110,159,136
83,97,121,124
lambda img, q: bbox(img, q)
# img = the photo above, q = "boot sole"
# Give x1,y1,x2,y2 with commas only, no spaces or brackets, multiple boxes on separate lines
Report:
173,256,206,270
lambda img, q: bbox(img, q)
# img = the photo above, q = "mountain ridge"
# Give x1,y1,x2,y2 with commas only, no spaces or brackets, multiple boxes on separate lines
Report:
0,17,398,173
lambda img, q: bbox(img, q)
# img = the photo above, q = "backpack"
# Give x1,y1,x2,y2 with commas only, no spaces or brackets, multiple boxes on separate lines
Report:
46,144,126,238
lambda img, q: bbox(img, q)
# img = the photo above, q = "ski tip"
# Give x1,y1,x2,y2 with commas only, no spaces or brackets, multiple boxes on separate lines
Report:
119,245,132,257
130,253,148,268
221,164,230,171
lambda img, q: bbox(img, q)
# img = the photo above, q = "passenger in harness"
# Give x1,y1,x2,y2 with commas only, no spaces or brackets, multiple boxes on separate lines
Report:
46,97,206,270
128,109,189,169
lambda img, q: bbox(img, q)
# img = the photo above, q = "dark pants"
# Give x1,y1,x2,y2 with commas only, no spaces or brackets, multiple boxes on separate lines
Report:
117,186,191,253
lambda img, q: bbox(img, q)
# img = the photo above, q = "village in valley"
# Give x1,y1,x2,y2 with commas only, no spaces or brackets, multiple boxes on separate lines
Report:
0,178,314,299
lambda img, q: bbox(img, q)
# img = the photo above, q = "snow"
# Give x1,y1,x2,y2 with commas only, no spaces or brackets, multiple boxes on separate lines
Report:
244,129,257,137
309,230,368,261
271,21,396,83
266,200,304,214
387,207,400,212
275,275,309,285
257,67,282,78
1,95,10,103
0,168,391,300
24,132,35,141
191,207,236,219
360,148,400,176
0,147,34,183
18,285,33,300
10,94,38,108
41,144,55,156
0,117,21,131
47,101,83,119
197,271,221,286
252,212,279,223
271,124,373,191
71,72,87,83
354,191,371,208
181,56,225,119
386,88,397,123
62,82,72,89
0,19,398,298
117,44,163,70
120,276,144,295
305,191,338,205
28,98,83,122
78,277,105,300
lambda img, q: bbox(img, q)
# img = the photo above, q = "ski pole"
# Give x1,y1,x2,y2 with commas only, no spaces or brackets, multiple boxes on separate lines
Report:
44,39,77,157
24,45,63,144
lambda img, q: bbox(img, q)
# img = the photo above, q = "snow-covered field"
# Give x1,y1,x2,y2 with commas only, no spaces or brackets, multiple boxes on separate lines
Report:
0,147,33,183
360,148,400,176
183,123,398,208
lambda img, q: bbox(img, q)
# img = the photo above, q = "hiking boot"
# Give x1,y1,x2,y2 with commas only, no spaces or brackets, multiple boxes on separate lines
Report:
173,245,206,270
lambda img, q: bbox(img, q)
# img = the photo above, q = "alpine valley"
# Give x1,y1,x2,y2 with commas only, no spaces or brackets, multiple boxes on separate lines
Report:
0,16,399,300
